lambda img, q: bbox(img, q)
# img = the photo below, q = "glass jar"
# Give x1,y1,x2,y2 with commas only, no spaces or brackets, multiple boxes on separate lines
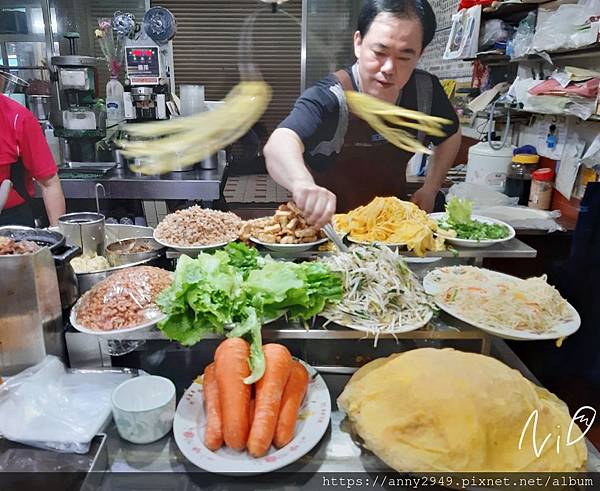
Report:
505,154,539,206
528,168,555,210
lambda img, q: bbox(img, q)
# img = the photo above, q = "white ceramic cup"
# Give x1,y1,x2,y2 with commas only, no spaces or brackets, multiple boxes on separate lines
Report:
111,375,176,444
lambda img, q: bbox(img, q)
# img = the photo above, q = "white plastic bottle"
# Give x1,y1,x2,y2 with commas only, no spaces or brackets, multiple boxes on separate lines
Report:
106,76,124,127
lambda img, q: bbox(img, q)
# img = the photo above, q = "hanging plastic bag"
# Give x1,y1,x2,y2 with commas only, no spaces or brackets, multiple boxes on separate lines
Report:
510,12,536,59
471,206,564,232
532,0,600,53
479,19,512,50
447,182,519,207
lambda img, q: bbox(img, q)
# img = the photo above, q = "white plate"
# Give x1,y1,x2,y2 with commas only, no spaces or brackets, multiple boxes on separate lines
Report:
71,308,285,338
70,302,165,337
173,359,331,475
401,256,442,264
423,267,581,340
429,213,515,249
320,309,433,334
153,230,234,255
346,236,408,249
249,236,328,253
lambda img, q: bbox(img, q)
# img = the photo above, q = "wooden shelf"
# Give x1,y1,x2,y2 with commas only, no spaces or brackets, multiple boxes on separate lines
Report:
464,52,511,65
511,43,600,63
481,1,540,22
464,43,600,65
477,105,600,122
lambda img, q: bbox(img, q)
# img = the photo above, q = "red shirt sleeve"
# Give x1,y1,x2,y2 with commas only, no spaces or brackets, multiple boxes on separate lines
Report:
16,111,58,181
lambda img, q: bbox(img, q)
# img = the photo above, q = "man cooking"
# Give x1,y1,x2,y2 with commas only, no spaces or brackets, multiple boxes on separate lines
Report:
0,93,65,226
264,0,461,229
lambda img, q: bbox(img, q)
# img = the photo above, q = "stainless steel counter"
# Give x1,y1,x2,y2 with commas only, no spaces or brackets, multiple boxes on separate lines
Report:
37,162,226,201
7,323,600,487
165,238,537,266
67,313,491,346
91,338,600,487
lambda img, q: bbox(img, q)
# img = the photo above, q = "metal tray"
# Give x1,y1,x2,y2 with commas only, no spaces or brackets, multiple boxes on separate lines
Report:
60,162,117,174
0,433,107,473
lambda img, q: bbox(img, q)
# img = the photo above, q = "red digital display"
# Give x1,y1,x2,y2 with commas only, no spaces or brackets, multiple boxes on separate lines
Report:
131,49,155,57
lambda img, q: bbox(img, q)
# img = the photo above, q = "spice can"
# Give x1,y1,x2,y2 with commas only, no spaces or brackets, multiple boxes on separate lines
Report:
528,168,554,210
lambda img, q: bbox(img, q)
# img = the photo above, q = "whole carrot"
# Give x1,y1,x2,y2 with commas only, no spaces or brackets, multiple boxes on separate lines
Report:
203,363,223,451
247,344,292,457
249,398,255,424
215,338,252,451
273,360,309,448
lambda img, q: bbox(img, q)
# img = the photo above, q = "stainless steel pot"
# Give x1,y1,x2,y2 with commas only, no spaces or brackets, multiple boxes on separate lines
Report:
0,225,82,374
0,226,81,309
70,223,164,295
0,247,62,375
58,212,105,257
27,95,52,121
105,236,165,267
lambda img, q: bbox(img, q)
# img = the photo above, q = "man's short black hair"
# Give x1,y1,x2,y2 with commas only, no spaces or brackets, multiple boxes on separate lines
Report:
357,0,437,50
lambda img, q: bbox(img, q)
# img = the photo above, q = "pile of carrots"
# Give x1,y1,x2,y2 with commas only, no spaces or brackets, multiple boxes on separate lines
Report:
202,338,309,457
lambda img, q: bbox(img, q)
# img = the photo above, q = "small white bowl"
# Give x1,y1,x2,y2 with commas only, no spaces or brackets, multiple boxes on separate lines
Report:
112,375,176,444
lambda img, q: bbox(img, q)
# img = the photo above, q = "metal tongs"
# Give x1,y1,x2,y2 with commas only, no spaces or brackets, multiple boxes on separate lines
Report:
322,223,349,253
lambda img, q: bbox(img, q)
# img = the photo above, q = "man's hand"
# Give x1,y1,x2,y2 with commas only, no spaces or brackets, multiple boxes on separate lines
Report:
411,185,438,213
292,181,336,230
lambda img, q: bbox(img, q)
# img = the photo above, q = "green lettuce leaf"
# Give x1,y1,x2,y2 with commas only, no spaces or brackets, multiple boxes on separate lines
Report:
157,252,241,346
288,262,343,319
227,307,264,384
223,242,262,279
157,244,343,382
445,197,473,225
440,197,510,241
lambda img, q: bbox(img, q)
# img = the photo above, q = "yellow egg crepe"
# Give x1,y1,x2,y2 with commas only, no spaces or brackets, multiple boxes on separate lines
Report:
338,348,587,472
334,197,444,256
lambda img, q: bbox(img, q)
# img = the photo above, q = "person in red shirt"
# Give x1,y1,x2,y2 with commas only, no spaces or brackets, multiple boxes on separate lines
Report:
0,93,66,226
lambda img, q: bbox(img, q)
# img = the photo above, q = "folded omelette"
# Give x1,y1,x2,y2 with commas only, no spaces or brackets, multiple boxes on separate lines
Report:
338,348,587,472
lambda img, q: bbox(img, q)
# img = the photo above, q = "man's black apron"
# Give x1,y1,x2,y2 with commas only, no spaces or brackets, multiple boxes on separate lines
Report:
311,67,433,213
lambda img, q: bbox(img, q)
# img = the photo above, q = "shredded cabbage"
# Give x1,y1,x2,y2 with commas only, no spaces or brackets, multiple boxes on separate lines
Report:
431,266,573,333
320,246,435,345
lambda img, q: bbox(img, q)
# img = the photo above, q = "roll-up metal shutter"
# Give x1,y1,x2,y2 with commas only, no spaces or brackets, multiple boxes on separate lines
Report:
151,0,302,133
304,0,360,88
